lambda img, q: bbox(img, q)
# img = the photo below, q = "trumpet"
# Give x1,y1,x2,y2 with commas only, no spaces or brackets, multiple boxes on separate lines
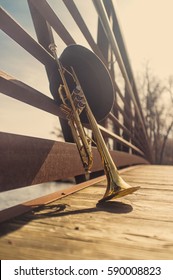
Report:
49,44,140,203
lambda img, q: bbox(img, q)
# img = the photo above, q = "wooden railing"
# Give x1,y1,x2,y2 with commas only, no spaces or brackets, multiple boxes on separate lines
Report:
0,1,150,200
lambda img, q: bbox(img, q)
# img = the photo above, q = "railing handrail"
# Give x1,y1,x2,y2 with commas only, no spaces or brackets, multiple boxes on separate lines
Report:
0,0,151,196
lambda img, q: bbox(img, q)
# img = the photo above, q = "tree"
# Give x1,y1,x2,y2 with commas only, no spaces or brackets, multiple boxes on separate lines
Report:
139,65,173,164
159,76,173,163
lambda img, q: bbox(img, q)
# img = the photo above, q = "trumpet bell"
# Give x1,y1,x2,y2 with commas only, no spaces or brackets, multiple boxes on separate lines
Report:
99,185,140,203
49,44,114,123
98,172,140,203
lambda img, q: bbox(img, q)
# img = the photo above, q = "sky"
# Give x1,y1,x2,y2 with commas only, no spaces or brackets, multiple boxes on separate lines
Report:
1,0,173,140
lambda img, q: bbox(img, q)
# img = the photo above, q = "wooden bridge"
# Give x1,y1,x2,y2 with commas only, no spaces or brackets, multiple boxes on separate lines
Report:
0,0,173,259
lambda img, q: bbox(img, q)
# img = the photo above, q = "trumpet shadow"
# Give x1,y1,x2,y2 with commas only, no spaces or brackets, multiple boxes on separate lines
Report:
32,201,133,219
0,201,133,237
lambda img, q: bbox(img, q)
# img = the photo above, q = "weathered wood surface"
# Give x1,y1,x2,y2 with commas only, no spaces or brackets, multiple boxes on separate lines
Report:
0,165,173,259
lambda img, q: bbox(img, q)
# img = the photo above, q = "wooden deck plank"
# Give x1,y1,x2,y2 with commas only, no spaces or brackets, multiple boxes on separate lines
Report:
0,165,173,260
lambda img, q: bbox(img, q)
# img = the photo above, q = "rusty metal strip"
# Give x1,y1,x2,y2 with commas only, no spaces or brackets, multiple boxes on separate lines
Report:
111,152,148,167
28,0,132,123
29,0,75,45
62,0,132,122
27,0,79,173
0,6,53,67
93,0,150,156
108,112,133,138
0,132,102,191
108,112,145,152
0,132,148,192
62,0,105,62
0,72,144,159
0,71,65,119
0,175,105,224
114,99,133,122
27,0,54,54
113,101,146,148
111,0,151,159
99,125,144,156
113,80,134,118
109,0,147,133
0,133,86,191
27,0,56,83
0,165,144,224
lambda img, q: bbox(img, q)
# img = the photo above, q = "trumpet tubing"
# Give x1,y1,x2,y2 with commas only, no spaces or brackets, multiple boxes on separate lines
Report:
83,87,140,203
49,44,140,203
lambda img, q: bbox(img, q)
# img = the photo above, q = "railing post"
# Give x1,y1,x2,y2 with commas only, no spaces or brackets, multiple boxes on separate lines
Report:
122,84,131,153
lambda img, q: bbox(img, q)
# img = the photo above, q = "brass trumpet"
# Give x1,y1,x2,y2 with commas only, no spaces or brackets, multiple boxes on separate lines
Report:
49,44,140,203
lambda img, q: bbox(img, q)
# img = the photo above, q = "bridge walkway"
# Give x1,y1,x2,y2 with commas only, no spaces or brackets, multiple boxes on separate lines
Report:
0,165,173,259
